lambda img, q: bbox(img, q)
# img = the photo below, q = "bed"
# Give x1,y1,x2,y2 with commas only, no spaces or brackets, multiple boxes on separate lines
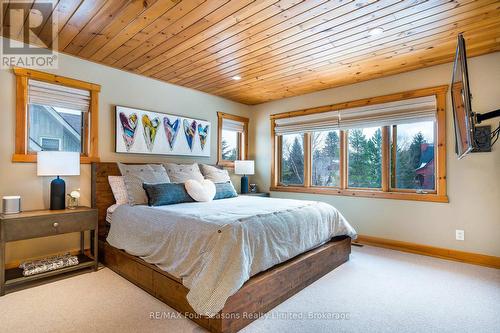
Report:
92,162,356,333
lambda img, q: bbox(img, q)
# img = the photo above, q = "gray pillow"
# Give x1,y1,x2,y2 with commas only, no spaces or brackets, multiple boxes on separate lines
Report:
214,181,238,200
199,164,231,183
163,162,204,183
118,163,170,205
150,164,168,172
142,183,194,206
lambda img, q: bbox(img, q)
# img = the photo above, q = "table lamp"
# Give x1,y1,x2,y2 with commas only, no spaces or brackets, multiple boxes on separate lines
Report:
234,160,254,194
37,151,80,210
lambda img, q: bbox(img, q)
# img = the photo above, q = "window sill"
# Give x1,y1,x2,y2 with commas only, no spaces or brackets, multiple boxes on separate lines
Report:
217,160,236,168
270,186,448,203
12,154,100,164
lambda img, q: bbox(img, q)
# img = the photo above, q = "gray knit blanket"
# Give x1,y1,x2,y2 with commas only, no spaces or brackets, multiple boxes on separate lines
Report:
107,196,356,316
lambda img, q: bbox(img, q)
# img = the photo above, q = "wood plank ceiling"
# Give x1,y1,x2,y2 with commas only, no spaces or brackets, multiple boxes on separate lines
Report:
2,0,500,104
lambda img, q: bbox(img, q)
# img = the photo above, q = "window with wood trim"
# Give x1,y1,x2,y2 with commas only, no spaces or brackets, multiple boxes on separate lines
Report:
217,112,249,166
12,68,100,163
271,86,448,203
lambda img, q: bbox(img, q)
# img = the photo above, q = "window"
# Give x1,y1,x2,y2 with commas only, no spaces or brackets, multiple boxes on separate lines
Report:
13,67,100,163
40,137,61,151
271,86,448,202
312,130,340,187
217,112,249,166
29,106,83,153
221,129,239,161
348,127,382,189
280,133,304,185
391,121,435,191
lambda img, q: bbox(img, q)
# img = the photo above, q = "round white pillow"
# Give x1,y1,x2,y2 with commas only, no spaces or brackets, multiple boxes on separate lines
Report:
185,179,216,202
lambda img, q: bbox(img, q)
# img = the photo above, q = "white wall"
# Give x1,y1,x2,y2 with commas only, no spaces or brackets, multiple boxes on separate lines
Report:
250,52,500,257
0,42,251,263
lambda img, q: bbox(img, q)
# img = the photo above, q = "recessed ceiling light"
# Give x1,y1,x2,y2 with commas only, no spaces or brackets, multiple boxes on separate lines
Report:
231,75,241,81
368,27,384,36
355,0,369,7
355,0,376,8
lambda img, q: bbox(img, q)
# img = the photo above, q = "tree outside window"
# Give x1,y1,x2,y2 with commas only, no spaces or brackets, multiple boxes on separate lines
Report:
392,121,435,190
280,133,304,185
217,112,248,166
221,129,239,161
348,127,382,188
271,87,447,202
312,130,340,187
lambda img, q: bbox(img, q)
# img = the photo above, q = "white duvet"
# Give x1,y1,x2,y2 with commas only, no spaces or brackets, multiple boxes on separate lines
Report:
106,196,356,316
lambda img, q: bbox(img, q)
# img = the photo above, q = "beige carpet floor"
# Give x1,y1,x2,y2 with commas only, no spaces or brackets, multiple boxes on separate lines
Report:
0,245,499,333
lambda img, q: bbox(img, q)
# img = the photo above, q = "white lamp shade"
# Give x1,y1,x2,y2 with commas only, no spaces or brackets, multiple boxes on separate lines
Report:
37,151,80,176
234,160,254,175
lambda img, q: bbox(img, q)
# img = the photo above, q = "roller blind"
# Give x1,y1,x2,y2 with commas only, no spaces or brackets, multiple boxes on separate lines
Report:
222,118,245,132
275,96,436,135
28,79,91,112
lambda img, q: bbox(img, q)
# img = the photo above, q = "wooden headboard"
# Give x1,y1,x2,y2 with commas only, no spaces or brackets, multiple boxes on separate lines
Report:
91,162,121,239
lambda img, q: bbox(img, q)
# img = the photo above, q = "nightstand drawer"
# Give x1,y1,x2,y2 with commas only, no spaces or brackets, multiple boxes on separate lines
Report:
3,210,97,242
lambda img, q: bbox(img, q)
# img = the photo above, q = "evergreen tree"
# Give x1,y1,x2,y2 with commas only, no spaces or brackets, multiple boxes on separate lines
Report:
323,131,340,159
311,148,323,185
322,131,340,186
287,136,304,184
395,131,426,189
367,129,382,187
221,139,237,160
409,132,425,169
348,129,369,187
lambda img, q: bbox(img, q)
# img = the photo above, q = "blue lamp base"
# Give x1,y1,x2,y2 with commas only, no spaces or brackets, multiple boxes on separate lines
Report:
240,175,249,194
50,176,66,210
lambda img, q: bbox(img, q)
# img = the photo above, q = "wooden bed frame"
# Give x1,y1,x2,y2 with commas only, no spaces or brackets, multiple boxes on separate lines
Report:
91,162,351,333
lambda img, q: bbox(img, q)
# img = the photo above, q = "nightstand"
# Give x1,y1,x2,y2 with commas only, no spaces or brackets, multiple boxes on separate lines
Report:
240,192,270,197
0,207,98,296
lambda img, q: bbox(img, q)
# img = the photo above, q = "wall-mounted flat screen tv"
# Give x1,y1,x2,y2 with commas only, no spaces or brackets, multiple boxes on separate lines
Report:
451,34,500,158
451,34,475,159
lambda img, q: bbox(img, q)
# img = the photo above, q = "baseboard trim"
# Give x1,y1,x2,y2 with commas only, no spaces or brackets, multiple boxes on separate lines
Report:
9,238,498,270
355,235,500,269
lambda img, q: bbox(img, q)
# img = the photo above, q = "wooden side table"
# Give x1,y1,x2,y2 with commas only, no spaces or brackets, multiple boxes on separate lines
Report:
0,206,98,296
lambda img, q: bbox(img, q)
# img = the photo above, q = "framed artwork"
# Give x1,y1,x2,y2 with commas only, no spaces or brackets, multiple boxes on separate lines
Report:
115,106,211,157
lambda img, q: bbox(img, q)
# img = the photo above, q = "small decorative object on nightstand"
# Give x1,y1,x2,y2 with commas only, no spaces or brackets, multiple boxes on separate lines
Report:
67,189,81,209
0,207,98,296
2,196,21,214
235,160,254,194
240,192,270,197
37,152,80,210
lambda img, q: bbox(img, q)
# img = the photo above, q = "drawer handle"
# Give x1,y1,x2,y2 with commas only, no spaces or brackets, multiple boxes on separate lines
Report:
53,222,59,228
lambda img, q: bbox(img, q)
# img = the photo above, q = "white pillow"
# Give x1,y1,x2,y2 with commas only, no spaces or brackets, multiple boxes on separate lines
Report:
108,176,128,205
185,179,216,202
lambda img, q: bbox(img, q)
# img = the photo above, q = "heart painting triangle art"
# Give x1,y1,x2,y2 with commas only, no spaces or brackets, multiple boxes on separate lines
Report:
197,124,209,150
119,112,138,152
183,119,197,151
142,114,160,152
164,117,180,150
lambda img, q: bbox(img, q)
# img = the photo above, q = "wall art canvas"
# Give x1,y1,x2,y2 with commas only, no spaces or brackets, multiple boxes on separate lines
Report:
115,106,211,157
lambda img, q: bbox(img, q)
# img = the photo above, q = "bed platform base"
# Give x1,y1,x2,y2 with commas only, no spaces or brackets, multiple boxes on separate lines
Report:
99,237,350,333
92,162,352,333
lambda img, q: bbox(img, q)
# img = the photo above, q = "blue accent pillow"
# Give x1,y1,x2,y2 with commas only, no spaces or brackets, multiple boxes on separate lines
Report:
142,183,194,206
214,181,238,200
